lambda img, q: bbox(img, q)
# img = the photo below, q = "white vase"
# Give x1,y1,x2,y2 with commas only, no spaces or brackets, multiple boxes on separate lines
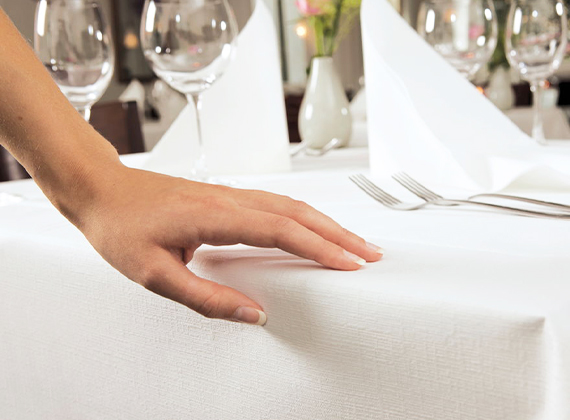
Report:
298,57,352,149
486,66,515,111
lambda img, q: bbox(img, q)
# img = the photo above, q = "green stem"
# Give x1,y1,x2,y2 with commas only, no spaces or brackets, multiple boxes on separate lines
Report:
313,17,326,56
327,0,344,55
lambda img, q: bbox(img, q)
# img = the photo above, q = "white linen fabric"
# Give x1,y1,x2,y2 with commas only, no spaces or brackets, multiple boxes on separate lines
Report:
1,149,570,419
118,79,146,120
143,0,291,177
361,0,570,192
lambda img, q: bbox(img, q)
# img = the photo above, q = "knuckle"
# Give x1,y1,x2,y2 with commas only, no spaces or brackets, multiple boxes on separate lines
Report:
291,199,311,214
271,215,296,233
138,262,165,291
195,291,223,319
270,216,297,249
340,227,352,238
200,196,233,211
339,226,365,246
316,237,335,258
315,242,346,268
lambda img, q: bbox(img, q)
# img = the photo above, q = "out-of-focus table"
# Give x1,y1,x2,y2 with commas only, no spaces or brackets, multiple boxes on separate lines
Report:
506,107,570,139
2,147,570,420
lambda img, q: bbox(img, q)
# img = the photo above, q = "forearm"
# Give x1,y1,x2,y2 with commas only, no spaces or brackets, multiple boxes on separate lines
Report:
0,9,122,224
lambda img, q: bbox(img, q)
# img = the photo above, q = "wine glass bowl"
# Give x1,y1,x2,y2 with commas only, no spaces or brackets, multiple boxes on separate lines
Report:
141,0,236,95
34,0,114,121
506,0,567,143
506,0,567,82
417,0,498,80
141,0,238,181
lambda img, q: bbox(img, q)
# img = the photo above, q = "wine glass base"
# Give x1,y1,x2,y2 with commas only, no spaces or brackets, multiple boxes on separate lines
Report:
532,128,548,146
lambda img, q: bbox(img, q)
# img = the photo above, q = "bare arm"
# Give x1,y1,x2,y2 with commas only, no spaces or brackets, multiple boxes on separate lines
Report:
0,8,383,325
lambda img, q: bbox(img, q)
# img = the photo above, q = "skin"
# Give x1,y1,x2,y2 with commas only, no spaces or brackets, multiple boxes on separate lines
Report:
0,8,382,325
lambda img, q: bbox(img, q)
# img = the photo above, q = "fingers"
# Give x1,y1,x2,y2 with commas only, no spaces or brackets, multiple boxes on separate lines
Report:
141,249,267,325
231,190,383,263
200,207,369,271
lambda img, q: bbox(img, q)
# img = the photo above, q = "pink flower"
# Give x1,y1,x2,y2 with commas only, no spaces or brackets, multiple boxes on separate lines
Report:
296,0,324,16
468,25,485,39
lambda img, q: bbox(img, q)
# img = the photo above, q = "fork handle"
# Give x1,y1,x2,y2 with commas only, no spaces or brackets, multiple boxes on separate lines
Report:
469,193,570,213
436,199,570,219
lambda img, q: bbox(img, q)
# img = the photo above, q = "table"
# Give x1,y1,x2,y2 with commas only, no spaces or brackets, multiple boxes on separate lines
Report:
1,148,570,420
506,107,570,140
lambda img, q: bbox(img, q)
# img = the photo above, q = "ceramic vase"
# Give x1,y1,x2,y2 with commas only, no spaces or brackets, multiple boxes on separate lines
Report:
298,57,352,149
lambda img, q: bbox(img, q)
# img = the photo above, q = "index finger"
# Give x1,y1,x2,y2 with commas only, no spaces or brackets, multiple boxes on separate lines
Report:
196,206,369,271
230,189,384,262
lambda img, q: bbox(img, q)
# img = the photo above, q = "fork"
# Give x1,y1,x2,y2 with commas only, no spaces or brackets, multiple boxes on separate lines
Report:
393,172,570,213
391,172,570,219
469,192,570,212
349,174,570,219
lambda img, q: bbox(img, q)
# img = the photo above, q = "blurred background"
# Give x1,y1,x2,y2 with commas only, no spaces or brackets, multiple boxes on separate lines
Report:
0,0,364,95
3,0,570,152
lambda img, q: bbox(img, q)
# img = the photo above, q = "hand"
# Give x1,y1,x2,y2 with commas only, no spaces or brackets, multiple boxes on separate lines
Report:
0,8,378,325
77,166,384,325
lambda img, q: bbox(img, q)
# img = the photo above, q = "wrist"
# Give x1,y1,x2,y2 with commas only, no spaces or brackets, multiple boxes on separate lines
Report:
33,130,125,229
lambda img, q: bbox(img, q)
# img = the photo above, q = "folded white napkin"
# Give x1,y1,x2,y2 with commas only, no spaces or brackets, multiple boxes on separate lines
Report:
143,0,291,177
118,79,146,117
361,0,570,192
150,79,187,126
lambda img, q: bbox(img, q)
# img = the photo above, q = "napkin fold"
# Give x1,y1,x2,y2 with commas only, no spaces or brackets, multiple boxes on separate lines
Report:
150,79,187,126
119,79,146,117
143,0,291,177
361,0,570,192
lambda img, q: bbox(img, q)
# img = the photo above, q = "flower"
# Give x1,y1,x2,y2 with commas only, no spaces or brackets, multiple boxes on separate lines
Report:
296,0,362,56
295,0,324,16
468,24,485,39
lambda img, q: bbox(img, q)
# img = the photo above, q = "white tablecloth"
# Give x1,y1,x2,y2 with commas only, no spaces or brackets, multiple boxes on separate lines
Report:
2,148,570,419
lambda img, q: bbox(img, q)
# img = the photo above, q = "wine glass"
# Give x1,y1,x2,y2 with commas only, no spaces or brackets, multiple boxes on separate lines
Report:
417,0,498,80
506,0,567,144
34,0,115,121
140,0,238,182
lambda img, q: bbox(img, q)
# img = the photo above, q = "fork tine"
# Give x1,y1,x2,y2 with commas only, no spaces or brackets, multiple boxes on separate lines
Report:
393,173,432,198
349,176,391,206
349,175,391,205
349,175,399,208
396,172,442,200
355,175,402,205
402,172,443,199
400,173,441,199
392,173,431,201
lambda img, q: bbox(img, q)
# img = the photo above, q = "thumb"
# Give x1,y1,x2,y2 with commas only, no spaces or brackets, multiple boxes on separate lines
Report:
140,250,267,325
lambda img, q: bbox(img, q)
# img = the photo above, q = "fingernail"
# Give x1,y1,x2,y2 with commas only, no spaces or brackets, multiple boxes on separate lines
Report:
366,242,384,255
343,250,366,266
231,307,267,326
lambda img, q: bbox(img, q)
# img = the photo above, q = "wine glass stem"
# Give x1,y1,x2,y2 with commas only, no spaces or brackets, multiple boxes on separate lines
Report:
187,93,208,181
530,80,546,145
77,106,92,122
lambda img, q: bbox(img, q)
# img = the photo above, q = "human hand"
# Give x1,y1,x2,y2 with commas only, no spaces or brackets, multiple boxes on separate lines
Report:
68,166,384,326
0,7,379,326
